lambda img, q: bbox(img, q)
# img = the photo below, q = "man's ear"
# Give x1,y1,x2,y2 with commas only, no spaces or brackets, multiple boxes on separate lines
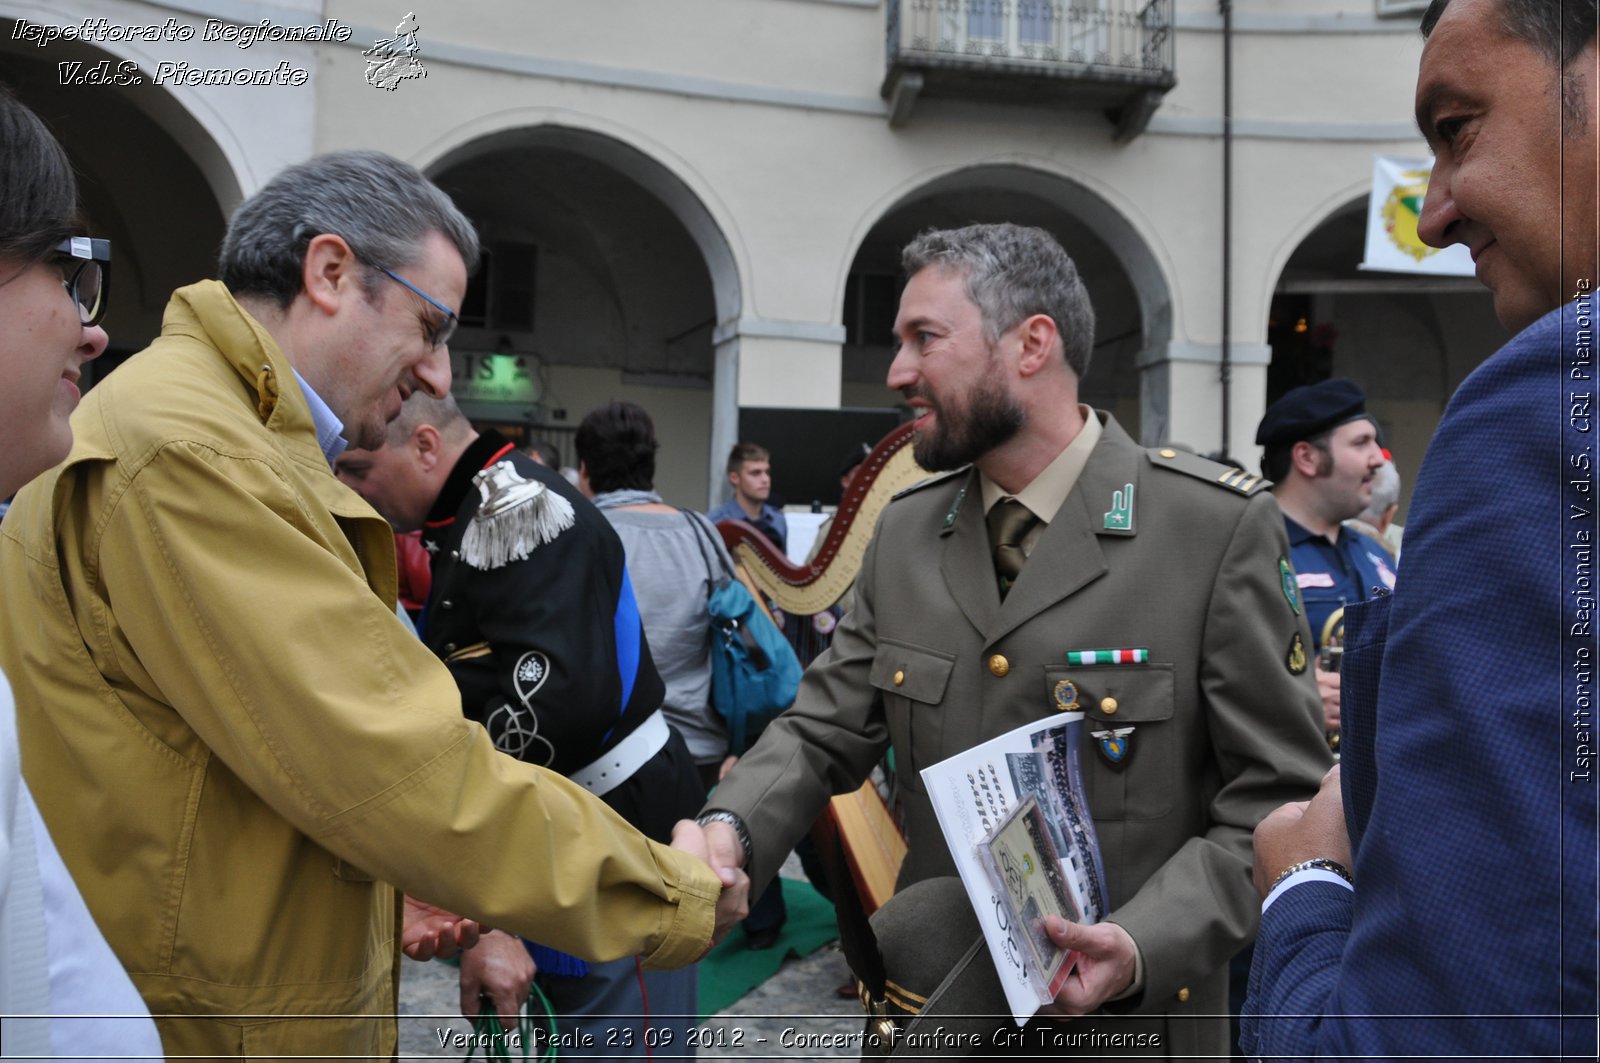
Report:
727,467,739,487
301,233,361,316
1014,313,1061,378
1289,439,1323,479
412,424,445,473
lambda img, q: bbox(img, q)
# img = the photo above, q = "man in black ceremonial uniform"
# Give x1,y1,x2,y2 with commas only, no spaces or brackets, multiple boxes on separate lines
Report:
337,391,704,1058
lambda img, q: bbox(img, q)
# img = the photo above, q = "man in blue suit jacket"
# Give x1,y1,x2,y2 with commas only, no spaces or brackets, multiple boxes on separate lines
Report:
1242,0,1600,1057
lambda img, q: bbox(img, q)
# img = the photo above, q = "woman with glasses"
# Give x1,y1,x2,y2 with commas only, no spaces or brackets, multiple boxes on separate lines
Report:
0,86,162,1058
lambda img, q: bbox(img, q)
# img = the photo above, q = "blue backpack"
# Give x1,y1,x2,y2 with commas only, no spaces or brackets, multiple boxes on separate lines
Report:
685,512,802,753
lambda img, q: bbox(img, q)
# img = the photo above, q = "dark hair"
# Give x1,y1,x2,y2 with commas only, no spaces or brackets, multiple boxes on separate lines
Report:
1261,429,1332,484
725,441,769,475
521,438,560,468
902,222,1097,379
576,401,658,493
219,150,479,309
0,86,79,264
1423,0,1596,69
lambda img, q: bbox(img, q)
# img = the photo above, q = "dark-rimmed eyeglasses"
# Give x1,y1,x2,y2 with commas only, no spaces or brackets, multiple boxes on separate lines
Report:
54,236,111,327
381,267,458,348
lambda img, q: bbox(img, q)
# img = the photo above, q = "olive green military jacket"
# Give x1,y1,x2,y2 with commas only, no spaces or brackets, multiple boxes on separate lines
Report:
0,282,719,1060
709,414,1330,1057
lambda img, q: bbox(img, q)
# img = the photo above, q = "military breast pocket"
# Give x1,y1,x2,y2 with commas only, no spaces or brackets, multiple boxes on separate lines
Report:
870,638,955,790
1047,664,1176,820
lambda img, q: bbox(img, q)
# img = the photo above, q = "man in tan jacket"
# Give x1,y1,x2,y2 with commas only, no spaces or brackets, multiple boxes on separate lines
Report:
689,223,1330,1056
0,151,739,1059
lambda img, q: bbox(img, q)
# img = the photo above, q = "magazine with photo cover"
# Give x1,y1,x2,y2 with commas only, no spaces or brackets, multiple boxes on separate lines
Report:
979,796,1076,1002
921,711,1107,1023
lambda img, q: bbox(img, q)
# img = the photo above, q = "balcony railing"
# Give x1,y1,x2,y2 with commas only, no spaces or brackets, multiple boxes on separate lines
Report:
883,0,1175,139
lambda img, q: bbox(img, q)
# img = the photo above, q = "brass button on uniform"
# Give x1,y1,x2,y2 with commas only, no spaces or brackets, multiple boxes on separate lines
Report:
987,654,1010,677
893,670,905,687
1100,696,1119,715
1176,986,1190,1003
1159,448,1177,458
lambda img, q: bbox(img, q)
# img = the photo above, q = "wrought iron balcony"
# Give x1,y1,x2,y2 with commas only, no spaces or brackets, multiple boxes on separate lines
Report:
883,0,1175,140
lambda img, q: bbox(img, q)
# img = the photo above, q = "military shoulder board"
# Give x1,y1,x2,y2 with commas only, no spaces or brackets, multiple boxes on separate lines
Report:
1147,447,1270,497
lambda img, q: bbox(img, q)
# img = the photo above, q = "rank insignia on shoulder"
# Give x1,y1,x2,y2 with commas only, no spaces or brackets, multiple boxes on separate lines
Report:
1150,448,1270,496
1279,557,1301,615
1286,632,1308,675
1215,467,1263,494
1090,727,1135,770
460,461,576,570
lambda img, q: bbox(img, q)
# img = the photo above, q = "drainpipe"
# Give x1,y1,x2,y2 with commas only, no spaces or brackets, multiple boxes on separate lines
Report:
1220,0,1234,457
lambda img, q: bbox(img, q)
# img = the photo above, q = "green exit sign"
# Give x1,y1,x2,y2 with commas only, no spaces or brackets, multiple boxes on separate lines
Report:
450,352,542,404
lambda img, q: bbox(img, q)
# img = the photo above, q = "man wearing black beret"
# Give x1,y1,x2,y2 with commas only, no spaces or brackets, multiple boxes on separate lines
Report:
1256,378,1393,738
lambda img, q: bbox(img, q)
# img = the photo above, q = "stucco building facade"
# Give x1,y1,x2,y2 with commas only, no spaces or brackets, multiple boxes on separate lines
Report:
3,0,1503,510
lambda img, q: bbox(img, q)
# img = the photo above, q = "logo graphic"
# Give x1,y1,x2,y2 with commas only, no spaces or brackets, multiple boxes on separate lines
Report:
1381,168,1438,263
364,13,427,91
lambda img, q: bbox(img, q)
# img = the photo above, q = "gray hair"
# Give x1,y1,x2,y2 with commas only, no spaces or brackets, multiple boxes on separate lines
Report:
901,223,1097,379
1422,0,1596,125
1360,460,1401,522
219,150,479,308
385,390,471,448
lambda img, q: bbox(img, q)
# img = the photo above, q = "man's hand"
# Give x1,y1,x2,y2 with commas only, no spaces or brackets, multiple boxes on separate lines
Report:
1315,662,1341,732
1037,919,1139,1019
671,819,750,949
1252,764,1351,898
460,930,536,1027
402,896,483,961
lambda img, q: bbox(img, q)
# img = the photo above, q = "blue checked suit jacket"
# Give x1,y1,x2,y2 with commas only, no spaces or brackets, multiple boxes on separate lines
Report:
1242,300,1600,1058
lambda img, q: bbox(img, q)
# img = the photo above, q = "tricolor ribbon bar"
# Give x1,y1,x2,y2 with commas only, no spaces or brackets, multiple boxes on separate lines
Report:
1065,648,1148,666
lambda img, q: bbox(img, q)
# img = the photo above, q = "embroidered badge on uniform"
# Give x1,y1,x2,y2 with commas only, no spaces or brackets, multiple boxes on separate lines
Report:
1279,557,1301,615
1053,679,1080,712
1286,632,1308,675
1090,727,1135,770
489,651,555,764
943,485,968,530
1103,482,1134,531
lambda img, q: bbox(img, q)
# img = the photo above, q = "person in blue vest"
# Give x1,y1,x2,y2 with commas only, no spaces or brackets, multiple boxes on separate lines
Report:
1256,379,1394,737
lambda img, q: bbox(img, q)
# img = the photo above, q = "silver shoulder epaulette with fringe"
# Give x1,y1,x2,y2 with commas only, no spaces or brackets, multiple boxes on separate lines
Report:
460,461,576,570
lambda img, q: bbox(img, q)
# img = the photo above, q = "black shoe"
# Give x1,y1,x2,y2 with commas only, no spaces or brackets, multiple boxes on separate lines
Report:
744,926,781,951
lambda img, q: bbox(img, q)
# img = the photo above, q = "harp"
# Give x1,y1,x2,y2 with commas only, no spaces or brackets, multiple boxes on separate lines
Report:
714,422,929,913
714,421,930,616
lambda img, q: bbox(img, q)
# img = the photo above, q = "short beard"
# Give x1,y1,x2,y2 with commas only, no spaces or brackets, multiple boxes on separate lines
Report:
911,376,1025,471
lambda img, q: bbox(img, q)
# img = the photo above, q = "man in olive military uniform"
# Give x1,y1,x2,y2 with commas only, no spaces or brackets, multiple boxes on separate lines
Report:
686,223,1331,1056
1256,379,1395,736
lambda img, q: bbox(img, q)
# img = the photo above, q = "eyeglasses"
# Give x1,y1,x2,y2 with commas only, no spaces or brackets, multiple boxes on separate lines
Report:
381,267,458,348
54,236,111,327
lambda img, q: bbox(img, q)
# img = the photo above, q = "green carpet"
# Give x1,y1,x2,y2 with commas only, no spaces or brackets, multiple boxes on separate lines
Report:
697,879,838,1019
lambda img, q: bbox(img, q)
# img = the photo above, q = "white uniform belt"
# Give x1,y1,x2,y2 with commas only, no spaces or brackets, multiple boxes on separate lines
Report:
571,709,669,798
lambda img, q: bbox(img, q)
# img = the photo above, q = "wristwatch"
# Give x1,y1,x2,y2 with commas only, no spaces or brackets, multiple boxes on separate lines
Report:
695,809,752,868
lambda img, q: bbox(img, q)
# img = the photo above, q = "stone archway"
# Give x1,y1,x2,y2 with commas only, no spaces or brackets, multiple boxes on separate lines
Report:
839,164,1171,444
1268,195,1507,514
427,126,740,506
2,23,234,377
